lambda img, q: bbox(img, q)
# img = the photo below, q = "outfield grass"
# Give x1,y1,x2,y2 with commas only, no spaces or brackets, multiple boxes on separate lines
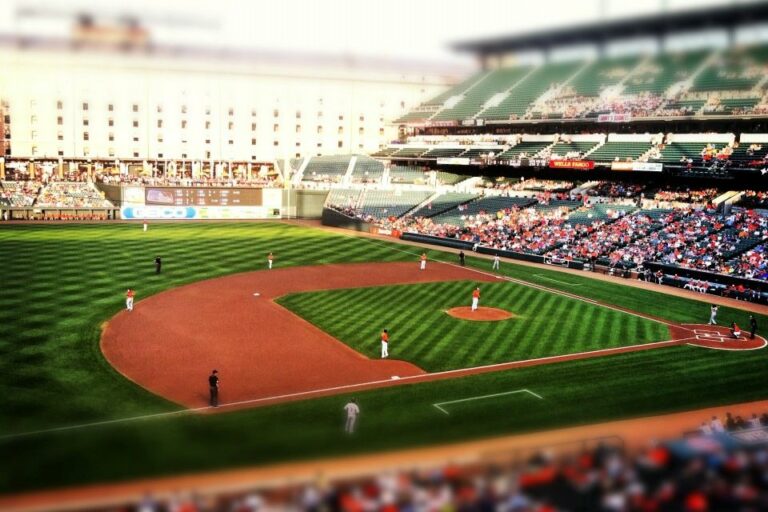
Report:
1,222,767,493
277,280,670,371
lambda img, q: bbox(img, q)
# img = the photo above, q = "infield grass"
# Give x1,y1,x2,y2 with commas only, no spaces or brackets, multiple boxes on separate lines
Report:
277,280,670,371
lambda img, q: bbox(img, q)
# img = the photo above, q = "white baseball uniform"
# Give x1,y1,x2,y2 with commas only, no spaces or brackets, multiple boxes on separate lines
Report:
344,402,360,433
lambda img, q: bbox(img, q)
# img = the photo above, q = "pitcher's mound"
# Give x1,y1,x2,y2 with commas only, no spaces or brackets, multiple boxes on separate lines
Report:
446,306,515,321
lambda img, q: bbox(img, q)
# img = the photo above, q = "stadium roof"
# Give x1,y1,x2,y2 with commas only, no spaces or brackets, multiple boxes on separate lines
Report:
453,2,768,55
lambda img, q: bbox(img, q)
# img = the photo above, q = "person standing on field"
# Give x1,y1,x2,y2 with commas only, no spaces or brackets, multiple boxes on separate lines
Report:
459,251,465,266
143,221,148,232
750,315,758,339
381,329,389,358
708,304,718,325
125,288,135,311
420,252,427,271
471,287,480,312
492,254,500,271
344,398,360,434
268,252,274,270
155,256,162,274
209,369,220,407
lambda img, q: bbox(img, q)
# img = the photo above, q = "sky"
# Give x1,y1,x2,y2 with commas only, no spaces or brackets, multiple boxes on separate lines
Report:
1,0,761,65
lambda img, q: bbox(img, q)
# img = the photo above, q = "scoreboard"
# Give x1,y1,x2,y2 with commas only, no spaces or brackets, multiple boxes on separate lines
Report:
145,187,263,206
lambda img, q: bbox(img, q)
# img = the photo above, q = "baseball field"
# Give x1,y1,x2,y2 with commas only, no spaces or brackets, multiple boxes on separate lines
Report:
2,221,768,494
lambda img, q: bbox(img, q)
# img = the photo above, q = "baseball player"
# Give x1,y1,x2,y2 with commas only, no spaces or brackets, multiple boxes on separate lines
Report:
142,221,148,232
420,252,427,271
344,398,360,434
492,254,500,270
267,252,274,270
154,256,162,274
125,288,135,311
381,329,389,358
209,369,220,407
731,322,742,339
471,287,480,311
750,315,758,339
708,304,718,325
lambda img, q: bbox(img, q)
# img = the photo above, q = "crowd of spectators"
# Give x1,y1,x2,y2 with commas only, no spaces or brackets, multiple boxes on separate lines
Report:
589,182,646,198
0,180,41,207
35,182,113,208
652,188,719,204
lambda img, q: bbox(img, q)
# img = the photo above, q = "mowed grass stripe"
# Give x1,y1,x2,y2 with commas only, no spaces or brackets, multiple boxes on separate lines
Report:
278,280,670,372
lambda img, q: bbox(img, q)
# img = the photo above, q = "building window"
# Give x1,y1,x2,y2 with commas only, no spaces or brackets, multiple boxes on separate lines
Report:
108,104,114,112
227,121,234,130
205,107,211,116
296,125,301,133
57,150,64,156
251,109,257,117
273,124,279,132
181,120,188,129
296,111,301,119
157,105,163,113
83,132,89,141
133,136,139,142
132,120,139,128
108,119,114,127
273,109,279,118
317,126,323,134
228,107,234,116
158,136,164,143
296,142,301,147
251,122,256,131
205,139,211,144
132,104,139,113
358,127,364,135
317,111,323,118
181,105,187,114
228,140,233,145
157,119,163,128
109,133,114,141
182,153,187,159
109,148,115,157
317,142,322,147
338,114,343,121
57,132,63,141
57,116,63,125
338,140,343,148
337,126,343,135
379,128,384,135
205,121,211,130
251,138,257,145
31,130,37,139
158,152,164,158
133,152,139,158
273,141,279,146
56,100,63,110
359,115,364,122
82,102,89,111
205,151,211,159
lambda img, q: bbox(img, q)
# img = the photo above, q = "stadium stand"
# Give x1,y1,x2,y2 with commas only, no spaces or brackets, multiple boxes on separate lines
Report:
301,156,351,183
35,181,113,208
350,156,384,184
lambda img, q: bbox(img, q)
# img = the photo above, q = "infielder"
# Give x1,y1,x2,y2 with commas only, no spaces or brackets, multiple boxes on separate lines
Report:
267,252,274,270
708,304,718,325
471,287,480,311
344,398,360,434
125,288,135,311
420,252,427,271
492,254,500,270
381,329,389,358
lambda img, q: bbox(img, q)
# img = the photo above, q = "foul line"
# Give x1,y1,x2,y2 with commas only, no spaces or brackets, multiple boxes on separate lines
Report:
1,339,688,441
533,274,582,286
433,389,544,415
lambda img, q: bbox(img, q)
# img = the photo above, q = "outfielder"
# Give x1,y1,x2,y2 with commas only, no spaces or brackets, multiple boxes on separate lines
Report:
268,252,274,270
471,287,480,311
492,254,500,270
381,329,389,358
125,288,135,311
420,252,427,271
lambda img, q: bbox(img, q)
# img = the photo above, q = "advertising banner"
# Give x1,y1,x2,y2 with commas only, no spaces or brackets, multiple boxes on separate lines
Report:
549,160,595,170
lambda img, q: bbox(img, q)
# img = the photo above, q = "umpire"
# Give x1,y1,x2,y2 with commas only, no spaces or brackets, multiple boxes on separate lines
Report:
750,315,758,340
154,256,162,274
209,369,219,407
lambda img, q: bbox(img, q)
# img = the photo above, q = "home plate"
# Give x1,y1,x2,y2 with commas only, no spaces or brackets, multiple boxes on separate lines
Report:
253,292,260,297
391,376,400,380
